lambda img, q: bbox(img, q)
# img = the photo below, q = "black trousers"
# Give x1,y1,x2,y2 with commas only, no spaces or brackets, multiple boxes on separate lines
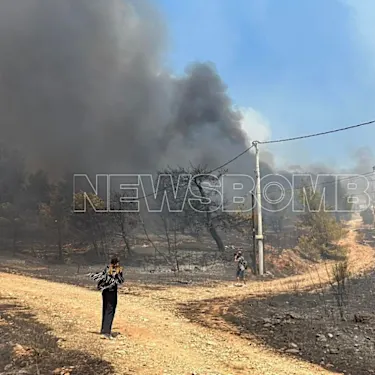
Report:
101,288,117,334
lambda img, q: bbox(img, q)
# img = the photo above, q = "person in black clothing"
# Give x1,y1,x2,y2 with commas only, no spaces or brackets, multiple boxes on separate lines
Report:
89,256,124,339
234,250,247,285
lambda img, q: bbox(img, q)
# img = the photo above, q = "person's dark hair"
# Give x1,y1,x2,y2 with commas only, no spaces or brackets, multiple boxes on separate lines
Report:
110,256,119,265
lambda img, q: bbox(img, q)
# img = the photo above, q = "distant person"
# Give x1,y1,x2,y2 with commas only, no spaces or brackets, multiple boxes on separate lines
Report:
89,256,124,339
234,250,247,285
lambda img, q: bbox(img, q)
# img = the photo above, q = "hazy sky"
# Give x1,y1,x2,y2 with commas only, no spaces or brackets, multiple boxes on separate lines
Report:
155,0,375,171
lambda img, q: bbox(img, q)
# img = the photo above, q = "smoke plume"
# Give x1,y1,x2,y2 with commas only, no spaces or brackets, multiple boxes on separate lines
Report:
0,0,257,178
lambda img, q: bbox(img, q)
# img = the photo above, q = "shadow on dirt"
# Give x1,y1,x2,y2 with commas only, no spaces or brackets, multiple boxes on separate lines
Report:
179,270,375,375
88,331,121,337
0,295,115,374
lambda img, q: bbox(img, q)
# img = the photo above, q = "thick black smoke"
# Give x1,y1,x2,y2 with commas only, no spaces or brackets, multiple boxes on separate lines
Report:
0,0,258,179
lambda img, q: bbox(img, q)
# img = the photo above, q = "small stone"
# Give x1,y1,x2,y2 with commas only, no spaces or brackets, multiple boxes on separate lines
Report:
316,334,327,342
327,333,333,339
285,348,300,354
288,343,298,349
286,312,302,320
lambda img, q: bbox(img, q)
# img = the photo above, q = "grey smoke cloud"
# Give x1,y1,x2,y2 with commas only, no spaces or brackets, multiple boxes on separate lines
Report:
0,0,258,179
289,147,374,176
349,147,374,174
1,0,362,209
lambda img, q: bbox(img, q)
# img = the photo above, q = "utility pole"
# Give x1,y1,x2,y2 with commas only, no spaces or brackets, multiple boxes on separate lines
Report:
253,141,264,275
251,192,257,275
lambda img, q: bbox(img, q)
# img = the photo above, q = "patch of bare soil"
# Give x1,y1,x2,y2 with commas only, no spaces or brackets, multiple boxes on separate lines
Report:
179,273,375,375
0,296,114,375
264,247,313,277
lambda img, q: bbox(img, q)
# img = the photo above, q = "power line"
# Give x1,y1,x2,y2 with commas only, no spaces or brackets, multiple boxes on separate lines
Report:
113,118,375,202
259,119,375,145
210,144,254,173
281,171,375,195
227,171,375,207
136,144,254,201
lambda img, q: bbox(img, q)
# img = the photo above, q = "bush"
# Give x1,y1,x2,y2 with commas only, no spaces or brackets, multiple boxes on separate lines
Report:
360,208,374,225
297,235,320,261
321,244,348,261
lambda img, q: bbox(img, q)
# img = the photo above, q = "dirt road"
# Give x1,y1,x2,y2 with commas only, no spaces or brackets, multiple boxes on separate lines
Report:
0,275,336,375
1,218,373,375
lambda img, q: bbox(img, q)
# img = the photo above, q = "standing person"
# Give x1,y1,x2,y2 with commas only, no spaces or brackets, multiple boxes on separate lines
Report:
234,250,247,285
89,256,124,339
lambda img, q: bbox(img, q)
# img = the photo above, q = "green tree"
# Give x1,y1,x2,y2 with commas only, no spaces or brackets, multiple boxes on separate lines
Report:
297,185,347,261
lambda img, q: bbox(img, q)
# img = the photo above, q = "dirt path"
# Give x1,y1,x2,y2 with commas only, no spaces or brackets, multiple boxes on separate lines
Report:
0,275,335,375
1,218,373,375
